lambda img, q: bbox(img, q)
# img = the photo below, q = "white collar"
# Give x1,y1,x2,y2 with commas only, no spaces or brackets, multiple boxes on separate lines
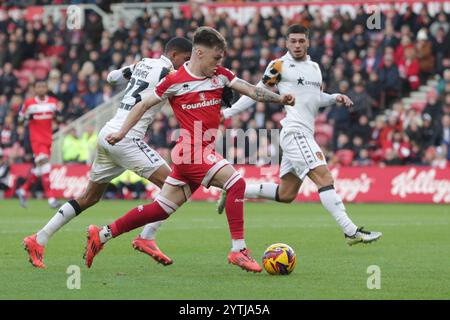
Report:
286,51,311,62
35,95,48,103
183,62,205,79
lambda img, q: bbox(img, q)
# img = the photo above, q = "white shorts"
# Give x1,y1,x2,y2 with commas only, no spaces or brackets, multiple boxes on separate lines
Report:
89,127,169,184
279,129,327,180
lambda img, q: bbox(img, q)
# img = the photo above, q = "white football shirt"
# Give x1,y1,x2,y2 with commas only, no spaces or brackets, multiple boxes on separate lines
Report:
104,55,173,139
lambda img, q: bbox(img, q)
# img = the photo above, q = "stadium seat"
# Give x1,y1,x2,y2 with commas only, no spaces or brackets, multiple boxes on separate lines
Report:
335,149,354,166
315,112,328,124
314,132,330,147
22,59,37,70
315,123,333,140
33,67,49,80
34,59,52,71
18,77,30,89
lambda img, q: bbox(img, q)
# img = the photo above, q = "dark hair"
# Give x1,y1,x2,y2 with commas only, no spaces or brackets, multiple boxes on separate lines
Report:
164,37,193,54
286,24,309,38
193,27,227,50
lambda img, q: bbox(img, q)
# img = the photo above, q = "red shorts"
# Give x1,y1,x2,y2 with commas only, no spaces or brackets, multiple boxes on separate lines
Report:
31,141,51,162
166,150,229,197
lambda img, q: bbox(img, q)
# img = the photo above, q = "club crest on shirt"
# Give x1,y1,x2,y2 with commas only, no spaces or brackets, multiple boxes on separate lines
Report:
199,92,206,101
210,76,220,88
316,152,324,160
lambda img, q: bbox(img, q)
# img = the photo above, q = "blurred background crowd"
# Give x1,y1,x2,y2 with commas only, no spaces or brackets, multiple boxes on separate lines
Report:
1,1,449,171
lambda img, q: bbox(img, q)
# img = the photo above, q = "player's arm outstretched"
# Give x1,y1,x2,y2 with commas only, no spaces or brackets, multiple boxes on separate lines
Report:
222,81,274,119
107,64,136,85
319,91,354,108
223,60,282,119
230,78,295,107
105,93,162,145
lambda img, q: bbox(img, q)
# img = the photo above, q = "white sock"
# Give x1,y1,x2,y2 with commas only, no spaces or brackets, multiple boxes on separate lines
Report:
99,226,113,244
140,221,163,240
231,239,247,252
245,183,278,200
36,202,78,246
319,188,358,236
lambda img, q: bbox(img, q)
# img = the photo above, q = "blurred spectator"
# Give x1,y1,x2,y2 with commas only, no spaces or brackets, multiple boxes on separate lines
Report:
365,72,382,114
79,126,97,164
432,27,449,73
350,115,371,144
398,46,420,93
422,92,443,126
0,3,448,168
422,146,437,166
347,81,374,119
382,130,411,165
381,22,399,50
431,145,448,168
108,170,148,200
62,128,80,163
353,148,373,166
383,131,411,165
430,12,450,37
421,113,439,148
405,119,423,147
0,62,17,99
1,114,17,150
0,149,10,197
84,12,104,45
334,133,352,152
436,114,450,152
148,121,168,149
254,102,266,129
378,53,401,108
416,28,435,81
363,46,382,75
83,82,103,110
408,141,423,165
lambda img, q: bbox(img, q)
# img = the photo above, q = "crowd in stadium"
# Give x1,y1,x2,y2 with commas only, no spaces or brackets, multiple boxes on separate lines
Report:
1,2,450,170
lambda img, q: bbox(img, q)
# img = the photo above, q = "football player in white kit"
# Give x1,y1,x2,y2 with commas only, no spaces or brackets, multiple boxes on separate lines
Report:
219,25,382,245
23,37,193,269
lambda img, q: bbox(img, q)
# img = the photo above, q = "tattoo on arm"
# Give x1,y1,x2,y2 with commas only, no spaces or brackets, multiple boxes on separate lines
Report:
235,79,281,103
253,86,281,103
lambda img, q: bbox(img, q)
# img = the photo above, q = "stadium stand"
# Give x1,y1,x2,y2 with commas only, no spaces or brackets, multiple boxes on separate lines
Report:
0,0,449,174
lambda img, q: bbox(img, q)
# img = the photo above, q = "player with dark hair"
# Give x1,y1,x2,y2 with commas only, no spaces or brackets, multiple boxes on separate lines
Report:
84,27,296,273
220,25,382,246
16,80,63,209
23,37,193,269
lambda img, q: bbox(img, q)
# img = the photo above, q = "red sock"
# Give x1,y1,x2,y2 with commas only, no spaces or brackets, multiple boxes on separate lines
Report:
109,202,169,238
41,173,54,198
21,172,38,192
225,178,245,239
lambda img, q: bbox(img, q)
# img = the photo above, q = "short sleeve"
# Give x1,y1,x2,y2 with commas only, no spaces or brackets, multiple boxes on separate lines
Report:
217,66,237,87
154,73,178,100
262,60,282,87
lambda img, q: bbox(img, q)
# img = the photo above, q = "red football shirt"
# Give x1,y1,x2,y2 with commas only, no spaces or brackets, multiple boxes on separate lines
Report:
155,63,236,150
19,96,58,145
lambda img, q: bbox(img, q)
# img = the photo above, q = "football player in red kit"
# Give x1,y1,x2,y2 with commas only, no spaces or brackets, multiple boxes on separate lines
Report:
17,80,62,209
83,27,295,273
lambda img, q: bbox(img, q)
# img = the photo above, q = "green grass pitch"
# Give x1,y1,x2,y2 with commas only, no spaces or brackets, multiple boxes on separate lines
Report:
1,199,449,299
